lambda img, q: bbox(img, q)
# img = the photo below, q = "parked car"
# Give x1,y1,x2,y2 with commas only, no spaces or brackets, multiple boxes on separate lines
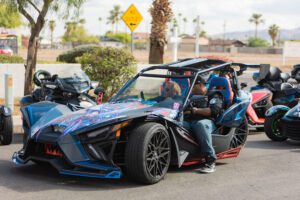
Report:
0,45,13,55
13,58,250,184
0,105,13,145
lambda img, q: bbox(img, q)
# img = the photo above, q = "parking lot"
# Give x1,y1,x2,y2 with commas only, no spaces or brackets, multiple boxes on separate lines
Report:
0,71,300,200
1,133,300,200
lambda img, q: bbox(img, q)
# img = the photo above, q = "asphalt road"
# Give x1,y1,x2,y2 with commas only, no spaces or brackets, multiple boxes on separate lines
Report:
2,71,300,200
1,133,300,200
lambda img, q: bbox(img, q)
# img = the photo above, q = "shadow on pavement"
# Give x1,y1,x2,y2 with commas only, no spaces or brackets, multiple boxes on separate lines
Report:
246,139,300,150
0,159,144,193
11,133,24,145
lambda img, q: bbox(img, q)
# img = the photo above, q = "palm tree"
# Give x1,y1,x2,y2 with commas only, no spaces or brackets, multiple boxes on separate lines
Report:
48,20,56,48
268,24,280,47
177,13,182,34
79,18,86,25
149,0,173,64
249,13,264,38
183,17,188,34
98,17,102,35
107,5,122,33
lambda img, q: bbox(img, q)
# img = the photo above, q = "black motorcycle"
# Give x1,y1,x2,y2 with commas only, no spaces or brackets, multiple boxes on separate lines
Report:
20,69,104,110
0,105,13,145
248,64,300,130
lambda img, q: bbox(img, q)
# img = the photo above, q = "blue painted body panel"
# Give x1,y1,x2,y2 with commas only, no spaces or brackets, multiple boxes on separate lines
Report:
265,105,290,117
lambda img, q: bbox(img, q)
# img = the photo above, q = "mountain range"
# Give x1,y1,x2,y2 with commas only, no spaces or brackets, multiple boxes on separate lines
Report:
212,27,300,42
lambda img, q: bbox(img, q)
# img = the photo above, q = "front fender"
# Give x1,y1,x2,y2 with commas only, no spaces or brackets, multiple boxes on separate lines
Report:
265,105,290,117
0,106,12,117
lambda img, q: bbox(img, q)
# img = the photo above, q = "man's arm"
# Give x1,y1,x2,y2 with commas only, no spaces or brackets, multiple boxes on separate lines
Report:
192,107,212,117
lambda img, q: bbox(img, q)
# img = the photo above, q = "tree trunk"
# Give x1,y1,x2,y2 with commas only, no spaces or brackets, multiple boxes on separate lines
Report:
255,25,258,38
24,32,39,95
149,42,164,64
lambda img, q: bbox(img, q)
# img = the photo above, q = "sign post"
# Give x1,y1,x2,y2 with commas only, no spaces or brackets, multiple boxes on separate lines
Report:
122,4,143,53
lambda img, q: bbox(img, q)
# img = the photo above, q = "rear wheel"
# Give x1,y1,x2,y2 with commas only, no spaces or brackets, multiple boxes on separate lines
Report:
230,117,248,148
264,112,287,141
0,115,13,145
125,123,171,184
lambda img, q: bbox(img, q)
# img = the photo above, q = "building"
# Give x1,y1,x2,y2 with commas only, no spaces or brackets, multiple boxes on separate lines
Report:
99,36,125,48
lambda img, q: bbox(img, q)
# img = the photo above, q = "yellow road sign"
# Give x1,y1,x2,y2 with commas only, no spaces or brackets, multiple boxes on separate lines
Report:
122,4,143,32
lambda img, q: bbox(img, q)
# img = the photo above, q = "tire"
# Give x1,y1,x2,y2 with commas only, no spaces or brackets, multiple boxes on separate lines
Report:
230,117,249,148
0,115,13,145
264,112,288,142
125,123,171,185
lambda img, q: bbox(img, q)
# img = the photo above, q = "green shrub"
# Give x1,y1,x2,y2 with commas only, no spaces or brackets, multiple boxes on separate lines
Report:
105,32,131,44
57,45,101,63
248,37,269,47
0,55,24,63
79,47,137,100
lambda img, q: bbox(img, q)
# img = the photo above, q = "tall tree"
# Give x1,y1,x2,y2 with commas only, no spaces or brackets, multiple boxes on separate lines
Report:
98,17,102,35
268,24,280,47
107,5,122,33
177,13,182,34
149,0,173,64
48,20,56,48
249,13,264,38
3,0,86,95
183,17,187,34
0,3,22,28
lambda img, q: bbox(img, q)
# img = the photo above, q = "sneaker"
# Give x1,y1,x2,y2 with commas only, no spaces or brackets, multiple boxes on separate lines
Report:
197,162,216,174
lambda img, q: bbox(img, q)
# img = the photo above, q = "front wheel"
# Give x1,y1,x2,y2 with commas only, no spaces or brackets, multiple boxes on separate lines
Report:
0,115,13,145
230,117,249,148
264,112,287,142
125,123,171,185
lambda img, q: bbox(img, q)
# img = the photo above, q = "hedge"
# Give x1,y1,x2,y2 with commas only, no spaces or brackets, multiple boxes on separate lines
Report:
0,55,24,63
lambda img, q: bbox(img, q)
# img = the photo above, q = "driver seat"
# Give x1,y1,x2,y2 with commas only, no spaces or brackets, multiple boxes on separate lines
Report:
208,76,234,108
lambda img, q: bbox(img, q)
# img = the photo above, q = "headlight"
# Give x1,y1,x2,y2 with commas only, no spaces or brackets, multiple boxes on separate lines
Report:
292,107,300,117
52,125,67,133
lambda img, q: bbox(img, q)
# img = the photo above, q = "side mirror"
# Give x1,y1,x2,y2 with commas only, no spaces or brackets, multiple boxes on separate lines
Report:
94,86,105,95
241,82,248,89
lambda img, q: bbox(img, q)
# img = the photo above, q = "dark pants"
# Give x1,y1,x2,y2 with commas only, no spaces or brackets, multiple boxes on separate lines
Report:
183,119,217,162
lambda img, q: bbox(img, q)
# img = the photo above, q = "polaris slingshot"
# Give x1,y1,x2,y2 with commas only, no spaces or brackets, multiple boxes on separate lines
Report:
13,58,251,184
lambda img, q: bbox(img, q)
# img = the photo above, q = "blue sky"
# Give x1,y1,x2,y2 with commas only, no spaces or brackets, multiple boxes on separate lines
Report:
40,0,300,39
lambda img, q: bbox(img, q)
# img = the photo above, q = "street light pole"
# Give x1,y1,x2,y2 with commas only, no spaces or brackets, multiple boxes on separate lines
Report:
195,16,200,57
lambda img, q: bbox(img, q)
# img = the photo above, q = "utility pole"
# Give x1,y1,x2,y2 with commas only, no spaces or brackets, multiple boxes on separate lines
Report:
195,15,200,57
223,21,226,52
172,27,178,62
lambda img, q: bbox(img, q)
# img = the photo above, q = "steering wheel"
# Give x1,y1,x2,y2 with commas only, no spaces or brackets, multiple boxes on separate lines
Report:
33,70,52,87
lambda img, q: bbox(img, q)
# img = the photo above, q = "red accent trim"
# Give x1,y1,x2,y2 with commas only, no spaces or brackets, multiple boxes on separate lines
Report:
182,146,243,166
247,105,265,124
216,146,242,160
97,93,104,105
44,144,63,157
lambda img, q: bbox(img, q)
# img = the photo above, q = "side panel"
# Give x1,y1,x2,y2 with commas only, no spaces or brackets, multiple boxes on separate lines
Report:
217,100,250,127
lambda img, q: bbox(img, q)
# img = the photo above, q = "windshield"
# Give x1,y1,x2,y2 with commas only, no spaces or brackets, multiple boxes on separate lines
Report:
111,75,192,110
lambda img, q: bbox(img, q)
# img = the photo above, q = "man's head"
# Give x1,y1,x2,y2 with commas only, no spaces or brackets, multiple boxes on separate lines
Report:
192,77,207,95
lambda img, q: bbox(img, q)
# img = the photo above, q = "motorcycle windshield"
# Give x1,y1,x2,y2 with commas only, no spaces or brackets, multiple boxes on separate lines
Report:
55,69,92,93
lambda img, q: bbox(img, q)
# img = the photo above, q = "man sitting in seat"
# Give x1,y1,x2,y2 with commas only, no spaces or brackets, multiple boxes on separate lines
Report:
184,77,224,173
